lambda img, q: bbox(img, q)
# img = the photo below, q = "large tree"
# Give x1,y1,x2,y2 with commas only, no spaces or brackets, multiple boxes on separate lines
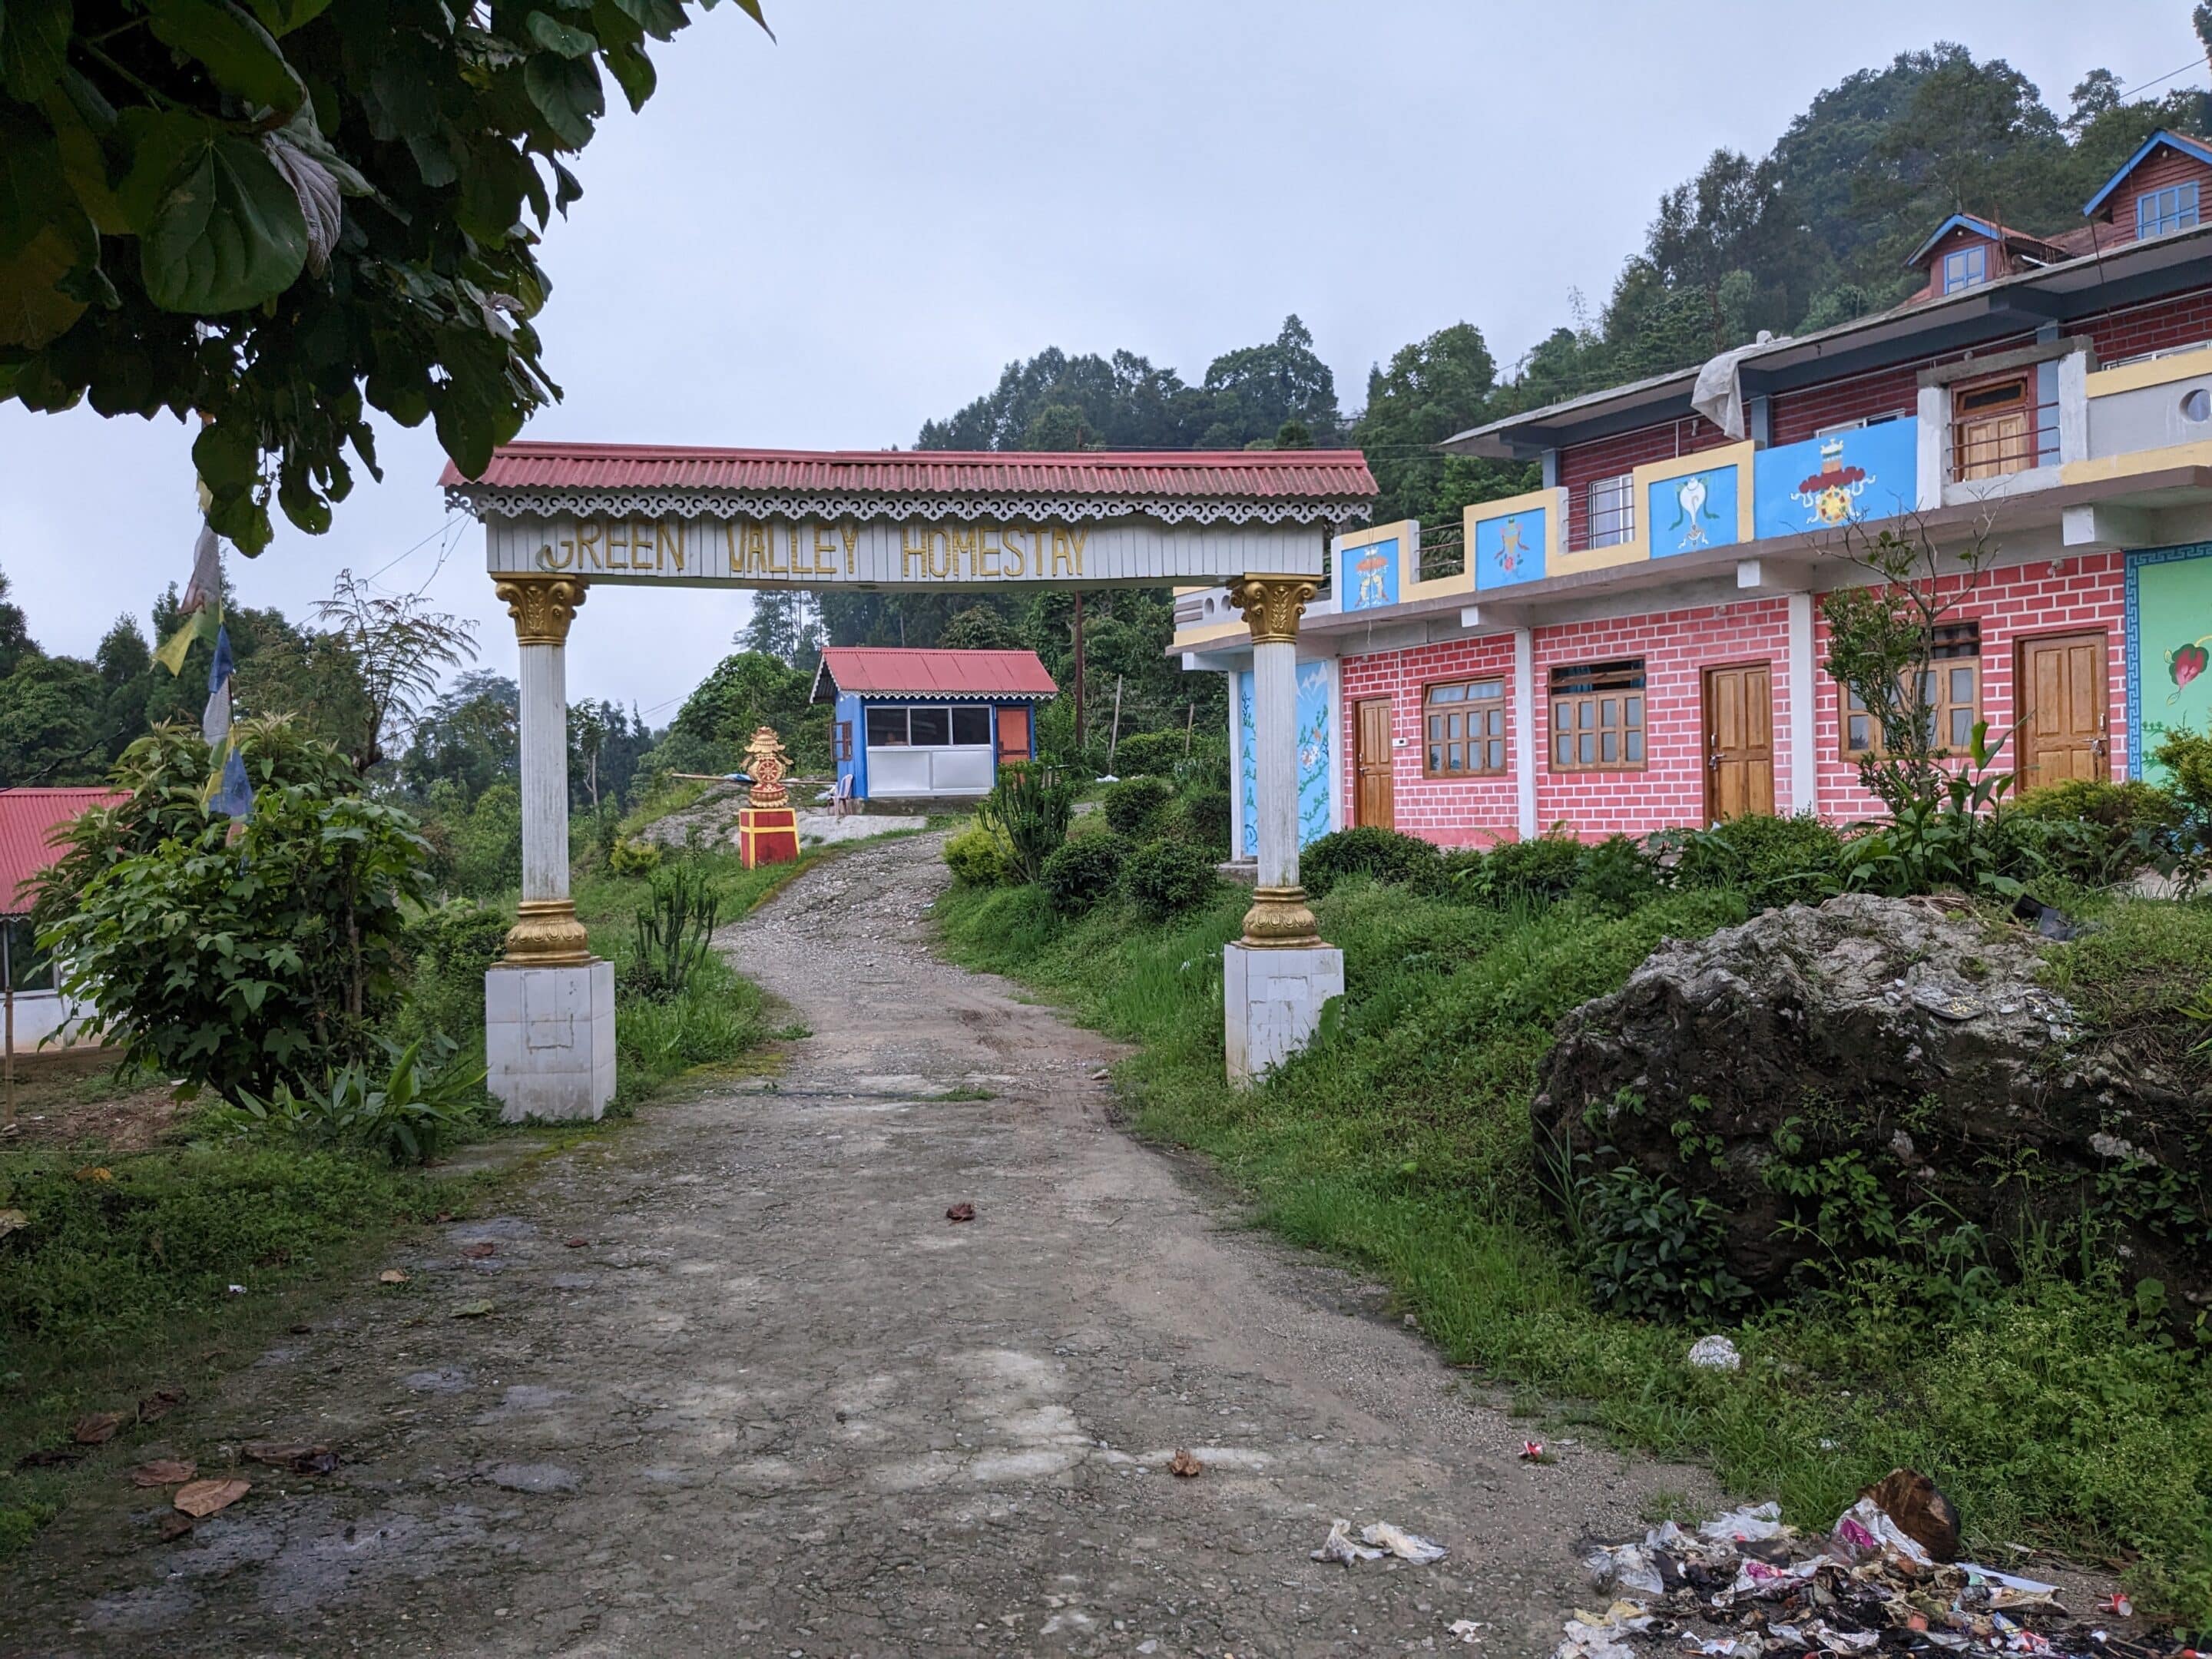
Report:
1,0,767,553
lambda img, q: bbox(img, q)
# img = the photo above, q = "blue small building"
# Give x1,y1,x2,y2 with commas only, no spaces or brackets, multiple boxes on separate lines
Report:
810,647,1057,801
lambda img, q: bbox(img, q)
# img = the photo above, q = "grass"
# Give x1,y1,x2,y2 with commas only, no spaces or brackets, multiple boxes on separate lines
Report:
0,839,815,1561
935,873,2212,1626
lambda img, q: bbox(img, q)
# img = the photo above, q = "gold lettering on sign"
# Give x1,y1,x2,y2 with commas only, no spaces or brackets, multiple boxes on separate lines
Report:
578,522,603,571
741,523,768,575
607,522,629,568
841,522,859,575
724,522,740,576
634,521,657,570
950,527,978,578
979,528,1001,578
902,525,928,579
1002,527,1026,578
1051,529,1081,578
813,525,839,575
664,520,684,574
537,539,570,571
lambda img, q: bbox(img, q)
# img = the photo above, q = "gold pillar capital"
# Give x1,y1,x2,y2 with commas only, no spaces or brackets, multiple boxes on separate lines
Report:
495,574,588,647
1240,884,1323,949
1226,575,1316,646
503,898,592,966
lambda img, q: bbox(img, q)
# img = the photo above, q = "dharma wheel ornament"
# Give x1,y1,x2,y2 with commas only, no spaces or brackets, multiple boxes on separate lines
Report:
743,726,793,808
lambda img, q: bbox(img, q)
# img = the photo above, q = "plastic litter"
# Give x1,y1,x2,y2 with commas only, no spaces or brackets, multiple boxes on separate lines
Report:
1697,1500,1790,1544
1309,1518,1448,1566
1310,1518,1386,1565
1685,1335,1742,1372
1449,1618,1485,1643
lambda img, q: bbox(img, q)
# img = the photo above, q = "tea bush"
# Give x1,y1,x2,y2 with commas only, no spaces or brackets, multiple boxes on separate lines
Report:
1121,839,1221,922
1301,826,1443,897
943,822,1014,886
1462,833,1584,906
1103,775,1176,839
1662,813,1847,909
1041,835,1128,916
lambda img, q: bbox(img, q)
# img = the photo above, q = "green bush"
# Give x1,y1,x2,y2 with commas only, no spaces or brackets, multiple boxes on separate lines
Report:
1041,835,1128,915
1573,834,1660,915
943,822,1013,886
446,779,524,897
212,1037,487,1166
1576,1161,1753,1320
1103,774,1176,838
1461,832,1584,906
38,720,435,1099
607,834,664,876
1112,731,1190,777
394,901,509,1047
1121,839,1222,922
2154,725,2212,822
2012,779,2186,884
1301,826,1444,896
1663,813,1847,909
1181,786,1233,857
978,761,1077,882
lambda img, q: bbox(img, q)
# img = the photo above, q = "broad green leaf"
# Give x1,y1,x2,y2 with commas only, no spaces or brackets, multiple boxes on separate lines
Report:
604,41,654,112
726,0,773,39
41,78,130,234
193,413,260,490
0,223,89,349
142,134,308,313
117,108,224,234
0,0,71,101
147,0,306,115
608,0,685,40
525,9,598,57
524,50,601,147
240,0,333,35
0,109,77,258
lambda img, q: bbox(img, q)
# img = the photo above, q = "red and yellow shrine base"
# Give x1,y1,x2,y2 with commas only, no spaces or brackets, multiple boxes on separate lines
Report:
737,806,800,868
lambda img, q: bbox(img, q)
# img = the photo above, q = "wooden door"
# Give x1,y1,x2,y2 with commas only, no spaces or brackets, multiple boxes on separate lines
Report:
1703,663,1774,824
1954,376,2032,480
1353,697,1394,830
995,705,1030,763
2016,632,2108,790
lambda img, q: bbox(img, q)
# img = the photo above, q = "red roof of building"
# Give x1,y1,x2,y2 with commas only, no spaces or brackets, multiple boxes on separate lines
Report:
0,788,126,914
811,647,1058,703
442,442,1378,502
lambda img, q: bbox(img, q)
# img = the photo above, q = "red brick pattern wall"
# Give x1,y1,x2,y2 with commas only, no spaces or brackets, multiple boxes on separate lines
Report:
1557,417,1733,551
1339,637,1520,848
1769,364,1928,446
1532,600,1792,837
2092,146,2212,242
2081,288,2212,363
1813,553,2127,819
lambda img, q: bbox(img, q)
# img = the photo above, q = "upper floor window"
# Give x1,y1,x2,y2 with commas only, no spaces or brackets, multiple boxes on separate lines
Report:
1942,245,1988,293
2138,181,2201,240
1588,473,1635,548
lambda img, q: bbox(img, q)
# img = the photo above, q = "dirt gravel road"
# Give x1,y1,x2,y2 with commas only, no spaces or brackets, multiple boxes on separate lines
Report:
8,830,1707,1657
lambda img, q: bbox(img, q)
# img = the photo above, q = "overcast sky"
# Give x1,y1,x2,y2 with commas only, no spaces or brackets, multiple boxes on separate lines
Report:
2,1,2200,724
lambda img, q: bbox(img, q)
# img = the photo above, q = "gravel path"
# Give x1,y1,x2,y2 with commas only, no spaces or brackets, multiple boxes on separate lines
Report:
8,830,1708,1657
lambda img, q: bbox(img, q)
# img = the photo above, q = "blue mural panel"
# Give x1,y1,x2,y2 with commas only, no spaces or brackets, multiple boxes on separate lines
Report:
1474,507,1547,590
1237,664,1334,858
1753,419,1920,540
1343,536,1401,611
1647,465,1740,558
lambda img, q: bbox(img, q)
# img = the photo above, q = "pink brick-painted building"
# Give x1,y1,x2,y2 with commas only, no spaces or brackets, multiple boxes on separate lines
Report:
1179,133,2212,851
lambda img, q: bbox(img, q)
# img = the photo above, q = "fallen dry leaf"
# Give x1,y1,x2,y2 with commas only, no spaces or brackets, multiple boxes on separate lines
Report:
563,1237,588,1249
130,1459,197,1488
71,1411,124,1445
377,1269,409,1285
0,1207,28,1239
73,1165,112,1183
433,1210,452,1223
945,1202,976,1224
174,1478,249,1518
1169,1449,1204,1478
450,1299,495,1319
158,1512,196,1541
16,1445,85,1469
460,1241,496,1259
136,1387,185,1424
288,1323,312,1335
243,1442,337,1475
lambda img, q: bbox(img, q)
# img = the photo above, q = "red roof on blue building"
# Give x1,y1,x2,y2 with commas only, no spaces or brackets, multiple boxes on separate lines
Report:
811,647,1057,703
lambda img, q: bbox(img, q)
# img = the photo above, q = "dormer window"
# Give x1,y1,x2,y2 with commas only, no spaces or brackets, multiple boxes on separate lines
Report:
2138,182,2201,239
1942,245,1988,293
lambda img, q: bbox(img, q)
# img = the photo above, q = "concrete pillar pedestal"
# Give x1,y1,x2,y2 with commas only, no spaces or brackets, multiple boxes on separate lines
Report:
1224,941,1344,1082
486,960,616,1121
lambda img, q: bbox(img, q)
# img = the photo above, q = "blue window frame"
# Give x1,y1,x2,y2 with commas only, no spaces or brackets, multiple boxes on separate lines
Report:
1942,245,1988,293
2137,181,2201,239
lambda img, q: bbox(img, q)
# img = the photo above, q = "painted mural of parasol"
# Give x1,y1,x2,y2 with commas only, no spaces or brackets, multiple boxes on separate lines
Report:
1793,438,1871,527
1353,542,1393,608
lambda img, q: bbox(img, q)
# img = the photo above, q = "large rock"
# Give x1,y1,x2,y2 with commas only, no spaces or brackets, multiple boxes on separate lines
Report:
1532,894,2204,1303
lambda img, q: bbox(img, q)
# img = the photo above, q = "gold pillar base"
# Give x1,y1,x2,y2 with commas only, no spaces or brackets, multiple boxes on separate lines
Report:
502,899,593,966
1240,885,1323,949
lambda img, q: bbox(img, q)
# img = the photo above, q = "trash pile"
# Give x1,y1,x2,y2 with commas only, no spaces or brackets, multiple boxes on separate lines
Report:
1564,1475,2170,1659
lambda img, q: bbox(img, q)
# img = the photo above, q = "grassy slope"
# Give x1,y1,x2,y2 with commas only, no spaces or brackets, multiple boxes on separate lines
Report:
937,876,2212,1622
0,841,820,1555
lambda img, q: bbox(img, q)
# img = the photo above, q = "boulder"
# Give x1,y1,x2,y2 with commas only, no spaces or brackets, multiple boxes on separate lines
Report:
1532,894,2205,1303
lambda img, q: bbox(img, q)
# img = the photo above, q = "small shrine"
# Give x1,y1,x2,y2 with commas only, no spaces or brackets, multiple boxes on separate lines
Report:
737,726,800,868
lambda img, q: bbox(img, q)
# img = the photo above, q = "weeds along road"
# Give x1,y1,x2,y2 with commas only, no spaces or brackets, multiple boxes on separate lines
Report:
8,830,1707,1658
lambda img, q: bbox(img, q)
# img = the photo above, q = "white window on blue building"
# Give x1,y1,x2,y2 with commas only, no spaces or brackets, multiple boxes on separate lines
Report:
1942,245,1988,293
1588,473,1634,548
2137,182,2201,239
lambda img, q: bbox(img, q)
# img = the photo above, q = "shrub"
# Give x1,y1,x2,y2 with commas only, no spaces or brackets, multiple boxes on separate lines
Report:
2154,724,2212,822
214,1037,487,1166
625,859,724,1001
38,720,435,1099
1663,813,1847,909
1103,774,1176,838
1122,839,1221,922
1181,786,1233,857
1041,835,1127,915
1462,832,1584,906
1573,835,1660,915
978,761,1076,882
1112,731,1190,777
447,779,524,896
943,822,1013,886
2011,779,2185,884
607,834,664,876
395,901,510,1047
1302,826,1443,896
1576,1161,1752,1321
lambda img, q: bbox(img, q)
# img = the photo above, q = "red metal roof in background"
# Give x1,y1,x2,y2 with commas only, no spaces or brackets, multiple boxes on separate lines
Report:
816,647,1058,700
0,788,126,914
442,442,1379,501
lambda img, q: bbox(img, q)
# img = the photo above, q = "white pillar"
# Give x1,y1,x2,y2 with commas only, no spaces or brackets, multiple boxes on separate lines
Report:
485,575,614,1122
1221,575,1342,1083
1786,591,1818,815
1513,627,1538,841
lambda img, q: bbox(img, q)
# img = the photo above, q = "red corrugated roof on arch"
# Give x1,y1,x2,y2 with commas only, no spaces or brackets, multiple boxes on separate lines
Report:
0,787,127,915
813,647,1058,701
441,442,1379,501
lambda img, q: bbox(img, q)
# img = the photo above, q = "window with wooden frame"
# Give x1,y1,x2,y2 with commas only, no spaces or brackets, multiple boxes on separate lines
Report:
1549,659,1645,771
1839,623,1982,760
1952,374,2035,480
1424,678,1507,777
836,720,854,761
